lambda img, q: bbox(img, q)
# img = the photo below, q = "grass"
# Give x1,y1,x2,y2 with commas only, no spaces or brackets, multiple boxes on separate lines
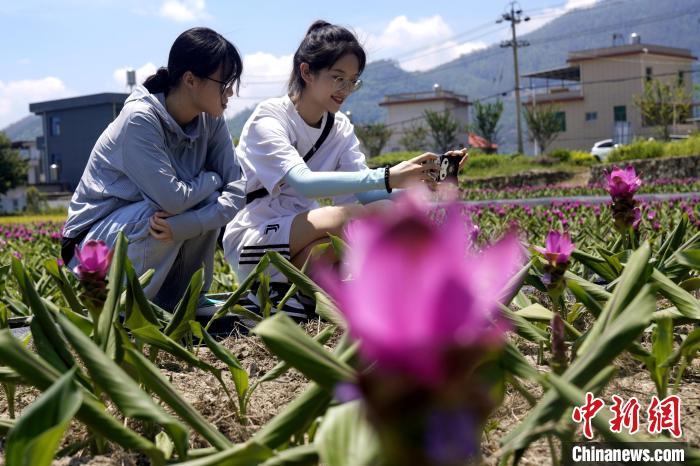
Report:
0,213,66,224
367,151,591,180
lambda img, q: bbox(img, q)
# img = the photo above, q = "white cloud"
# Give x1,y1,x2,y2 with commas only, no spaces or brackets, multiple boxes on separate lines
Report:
518,0,601,35
0,77,72,129
359,15,488,72
158,0,208,22
225,52,292,118
17,58,31,65
112,62,158,90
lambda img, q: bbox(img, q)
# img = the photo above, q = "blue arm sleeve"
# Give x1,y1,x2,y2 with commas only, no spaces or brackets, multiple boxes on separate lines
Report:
355,189,401,205
283,163,388,199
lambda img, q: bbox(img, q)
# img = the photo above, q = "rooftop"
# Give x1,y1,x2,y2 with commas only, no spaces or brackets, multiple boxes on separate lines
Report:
29,93,129,114
379,89,469,107
567,43,696,63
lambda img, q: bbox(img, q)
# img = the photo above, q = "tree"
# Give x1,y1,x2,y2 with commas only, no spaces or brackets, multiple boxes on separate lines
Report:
523,105,564,154
399,123,429,151
424,109,460,153
355,123,393,158
470,100,503,153
634,78,692,141
25,186,47,214
0,133,27,195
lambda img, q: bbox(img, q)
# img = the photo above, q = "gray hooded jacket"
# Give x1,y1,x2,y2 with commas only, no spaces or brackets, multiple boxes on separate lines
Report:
63,85,245,242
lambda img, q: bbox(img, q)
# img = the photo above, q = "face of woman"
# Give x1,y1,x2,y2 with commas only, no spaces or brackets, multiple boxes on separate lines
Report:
305,53,361,114
193,66,234,117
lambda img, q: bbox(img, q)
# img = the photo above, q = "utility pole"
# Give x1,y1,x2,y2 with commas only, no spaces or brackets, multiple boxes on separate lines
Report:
498,2,529,154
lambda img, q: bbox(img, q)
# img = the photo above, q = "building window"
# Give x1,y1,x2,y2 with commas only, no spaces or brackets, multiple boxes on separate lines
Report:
678,71,685,86
554,111,566,132
614,105,627,122
645,67,653,82
50,116,61,136
585,111,598,122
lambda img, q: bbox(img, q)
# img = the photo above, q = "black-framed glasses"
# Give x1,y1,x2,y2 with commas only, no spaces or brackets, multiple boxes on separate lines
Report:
204,76,234,95
331,76,362,93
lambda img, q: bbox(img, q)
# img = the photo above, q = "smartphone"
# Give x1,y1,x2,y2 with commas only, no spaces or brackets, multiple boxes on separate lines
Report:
436,153,462,184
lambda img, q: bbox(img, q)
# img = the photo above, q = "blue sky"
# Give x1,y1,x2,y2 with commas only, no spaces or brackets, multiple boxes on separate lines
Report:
0,0,599,127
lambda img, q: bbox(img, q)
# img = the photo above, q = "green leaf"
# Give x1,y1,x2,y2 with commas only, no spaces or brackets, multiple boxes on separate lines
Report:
0,330,164,464
124,259,162,330
571,249,617,281
253,343,357,449
649,318,674,397
267,252,345,325
259,444,318,466
253,313,355,390
499,304,548,344
190,321,249,410
501,286,656,454
315,401,381,466
657,214,688,269
661,327,700,369
164,268,204,341
515,304,581,338
6,368,82,466
131,324,218,374
577,243,652,355
43,259,84,315
499,260,531,306
676,249,700,270
564,271,612,302
10,258,75,372
122,347,232,451
54,313,190,459
170,442,274,466
650,269,700,320
96,232,128,358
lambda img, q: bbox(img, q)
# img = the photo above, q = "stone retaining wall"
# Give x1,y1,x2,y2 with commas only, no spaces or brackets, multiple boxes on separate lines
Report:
589,155,700,186
462,171,574,191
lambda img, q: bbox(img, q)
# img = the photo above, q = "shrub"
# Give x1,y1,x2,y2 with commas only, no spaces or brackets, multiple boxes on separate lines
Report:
607,139,664,162
466,154,503,169
366,151,421,168
570,151,597,166
548,148,571,162
663,135,700,158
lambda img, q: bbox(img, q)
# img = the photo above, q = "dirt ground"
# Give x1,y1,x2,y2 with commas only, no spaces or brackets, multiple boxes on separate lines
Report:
0,321,697,466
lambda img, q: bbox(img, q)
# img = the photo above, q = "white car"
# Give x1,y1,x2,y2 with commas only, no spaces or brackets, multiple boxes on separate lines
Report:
590,139,619,162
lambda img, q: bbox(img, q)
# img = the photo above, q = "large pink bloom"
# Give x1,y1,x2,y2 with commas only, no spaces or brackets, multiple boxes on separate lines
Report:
535,231,575,266
605,166,642,199
318,192,524,386
74,240,113,280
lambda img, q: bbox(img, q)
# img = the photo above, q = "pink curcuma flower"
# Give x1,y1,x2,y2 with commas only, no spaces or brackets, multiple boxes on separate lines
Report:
535,231,575,266
604,166,642,199
74,240,113,281
319,191,524,386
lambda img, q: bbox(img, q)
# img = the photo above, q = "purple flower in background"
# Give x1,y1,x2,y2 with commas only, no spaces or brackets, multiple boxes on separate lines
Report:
535,231,574,267
12,251,22,260
74,240,113,281
605,166,642,199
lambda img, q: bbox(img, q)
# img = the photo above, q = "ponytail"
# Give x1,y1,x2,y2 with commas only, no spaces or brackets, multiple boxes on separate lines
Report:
142,27,243,96
143,67,171,94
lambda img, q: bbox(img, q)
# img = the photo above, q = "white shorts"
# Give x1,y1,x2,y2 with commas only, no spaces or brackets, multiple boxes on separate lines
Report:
225,214,296,283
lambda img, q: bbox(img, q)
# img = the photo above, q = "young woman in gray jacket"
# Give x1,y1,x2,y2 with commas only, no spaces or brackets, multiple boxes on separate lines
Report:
62,27,245,310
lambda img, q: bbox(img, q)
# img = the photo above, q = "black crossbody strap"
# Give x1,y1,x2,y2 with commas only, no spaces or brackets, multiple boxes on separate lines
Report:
246,112,335,204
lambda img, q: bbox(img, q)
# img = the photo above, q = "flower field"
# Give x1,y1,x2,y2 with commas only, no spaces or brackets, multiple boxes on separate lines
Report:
0,169,699,465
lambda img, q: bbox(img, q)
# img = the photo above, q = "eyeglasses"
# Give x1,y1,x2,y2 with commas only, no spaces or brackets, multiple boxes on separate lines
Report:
331,76,363,93
204,76,235,95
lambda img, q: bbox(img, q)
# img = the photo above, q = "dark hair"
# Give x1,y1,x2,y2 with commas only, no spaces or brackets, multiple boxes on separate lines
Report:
288,20,366,96
143,27,243,96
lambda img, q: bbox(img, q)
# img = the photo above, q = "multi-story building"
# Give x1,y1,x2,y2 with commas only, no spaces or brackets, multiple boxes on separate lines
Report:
379,85,470,153
29,93,128,191
523,36,696,152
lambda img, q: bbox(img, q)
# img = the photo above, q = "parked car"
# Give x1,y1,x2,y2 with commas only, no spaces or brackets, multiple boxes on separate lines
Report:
590,139,619,161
